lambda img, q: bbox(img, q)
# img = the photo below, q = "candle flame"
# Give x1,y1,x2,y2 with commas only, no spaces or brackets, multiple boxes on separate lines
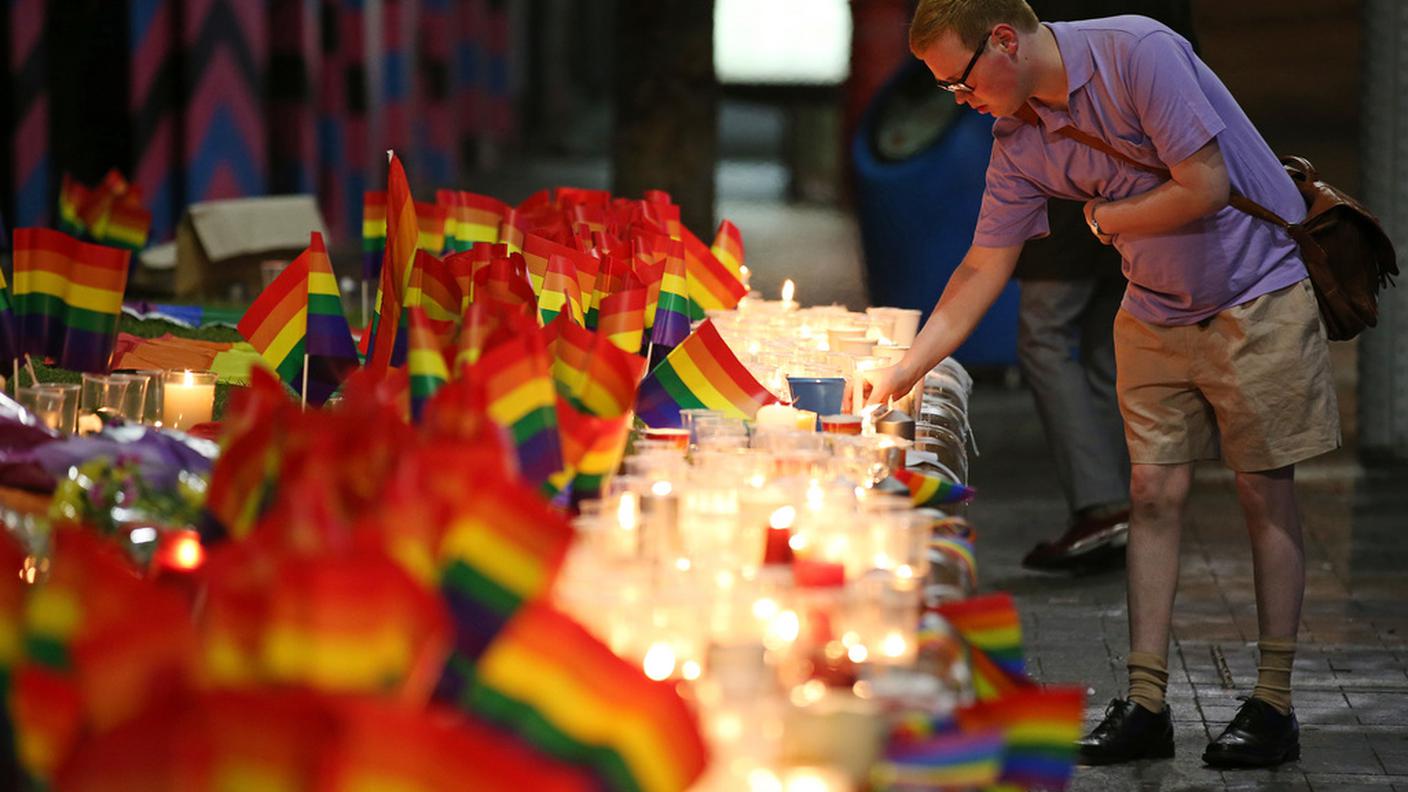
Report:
860,402,883,436
642,642,676,681
183,370,194,387
617,492,639,532
781,278,795,303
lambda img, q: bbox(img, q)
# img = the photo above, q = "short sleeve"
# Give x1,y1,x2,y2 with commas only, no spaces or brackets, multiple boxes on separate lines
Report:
972,139,1050,248
1125,32,1226,166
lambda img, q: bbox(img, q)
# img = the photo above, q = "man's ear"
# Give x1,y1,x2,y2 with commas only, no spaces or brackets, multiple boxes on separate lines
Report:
992,23,1019,55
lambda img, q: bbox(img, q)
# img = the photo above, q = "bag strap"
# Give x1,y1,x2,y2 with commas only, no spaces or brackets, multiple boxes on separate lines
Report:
1014,104,1294,231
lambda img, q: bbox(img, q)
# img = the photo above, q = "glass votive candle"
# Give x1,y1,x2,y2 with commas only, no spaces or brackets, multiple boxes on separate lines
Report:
107,373,150,422
80,372,131,421
642,426,690,452
16,387,66,432
36,383,79,434
821,414,862,435
162,370,217,431
112,368,163,423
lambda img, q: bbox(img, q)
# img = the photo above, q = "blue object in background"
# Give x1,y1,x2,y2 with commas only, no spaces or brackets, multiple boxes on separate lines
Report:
787,376,846,428
851,60,1020,367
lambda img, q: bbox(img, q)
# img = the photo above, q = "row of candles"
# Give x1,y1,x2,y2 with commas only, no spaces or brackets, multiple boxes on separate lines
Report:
556,292,978,791
13,369,217,434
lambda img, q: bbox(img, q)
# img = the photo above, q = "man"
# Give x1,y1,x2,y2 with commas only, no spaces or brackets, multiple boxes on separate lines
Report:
865,0,1339,768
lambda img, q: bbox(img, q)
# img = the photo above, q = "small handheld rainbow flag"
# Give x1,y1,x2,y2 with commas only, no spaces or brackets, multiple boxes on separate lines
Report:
547,311,594,398
472,319,562,486
871,729,1005,790
362,190,388,283
521,232,581,296
649,239,691,352
237,245,311,388
366,154,419,373
538,253,584,327
710,219,745,278
575,331,646,419
598,282,646,355
415,200,448,254
635,319,778,428
894,467,976,507
465,601,708,792
456,191,506,248
955,687,1086,791
931,534,978,590
681,228,746,317
12,227,131,373
551,396,631,500
407,307,450,421
934,594,1031,700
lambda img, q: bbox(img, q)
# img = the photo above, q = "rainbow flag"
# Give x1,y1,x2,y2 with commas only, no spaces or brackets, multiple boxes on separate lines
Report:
598,283,646,355
894,467,976,507
433,479,574,676
457,191,506,247
499,208,529,255
367,154,418,373
632,250,665,331
465,601,708,792
649,239,691,352
521,232,581,296
57,174,90,236
406,250,461,325
455,299,507,371
681,228,746,317
362,190,388,282
407,307,450,422
931,535,978,590
935,594,1030,700
710,219,744,278
547,311,594,398
237,244,311,388
303,232,361,404
94,200,151,251
553,397,631,499
956,687,1085,790
576,332,646,419
539,253,584,327
415,201,448,254
472,320,562,486
872,729,1005,790
12,227,131,373
0,266,21,364
635,319,778,428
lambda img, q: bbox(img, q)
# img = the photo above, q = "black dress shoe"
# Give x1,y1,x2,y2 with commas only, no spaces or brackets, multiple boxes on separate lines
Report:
1021,510,1130,572
1076,698,1175,765
1203,697,1300,768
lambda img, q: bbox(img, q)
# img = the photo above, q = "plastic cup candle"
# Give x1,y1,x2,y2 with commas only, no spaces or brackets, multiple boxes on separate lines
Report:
821,414,862,435
755,403,800,432
162,370,216,431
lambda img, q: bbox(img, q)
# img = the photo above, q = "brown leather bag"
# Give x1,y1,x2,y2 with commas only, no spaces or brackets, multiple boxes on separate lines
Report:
1020,109,1399,340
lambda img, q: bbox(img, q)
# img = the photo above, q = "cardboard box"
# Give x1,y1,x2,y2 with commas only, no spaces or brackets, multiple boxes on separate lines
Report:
136,195,328,299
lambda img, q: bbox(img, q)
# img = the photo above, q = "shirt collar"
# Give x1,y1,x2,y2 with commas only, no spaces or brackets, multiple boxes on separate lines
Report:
1047,21,1094,96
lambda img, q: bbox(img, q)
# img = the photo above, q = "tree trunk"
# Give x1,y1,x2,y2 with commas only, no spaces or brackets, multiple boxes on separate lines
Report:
612,1,716,238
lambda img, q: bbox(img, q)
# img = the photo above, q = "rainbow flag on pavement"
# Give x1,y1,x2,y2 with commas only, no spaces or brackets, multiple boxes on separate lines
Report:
871,729,1005,791
894,467,976,507
11,227,131,373
935,594,1031,700
635,319,778,428
956,687,1085,791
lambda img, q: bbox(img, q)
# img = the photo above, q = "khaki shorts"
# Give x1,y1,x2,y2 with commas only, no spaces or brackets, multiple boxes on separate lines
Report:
1114,278,1340,472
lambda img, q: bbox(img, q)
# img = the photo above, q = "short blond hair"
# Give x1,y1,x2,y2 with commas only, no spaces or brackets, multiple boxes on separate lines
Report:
909,0,1040,55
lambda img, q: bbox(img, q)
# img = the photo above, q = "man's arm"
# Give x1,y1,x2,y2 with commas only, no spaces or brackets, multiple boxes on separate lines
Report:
1085,137,1230,240
863,242,1023,405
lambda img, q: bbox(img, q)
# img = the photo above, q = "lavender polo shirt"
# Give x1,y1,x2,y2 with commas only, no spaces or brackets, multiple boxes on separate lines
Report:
973,16,1307,326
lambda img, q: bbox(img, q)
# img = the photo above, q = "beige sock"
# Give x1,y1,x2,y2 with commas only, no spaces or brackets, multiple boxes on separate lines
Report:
1251,638,1296,715
1127,651,1169,713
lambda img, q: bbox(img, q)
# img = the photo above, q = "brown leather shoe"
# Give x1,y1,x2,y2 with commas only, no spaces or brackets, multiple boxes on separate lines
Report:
1021,509,1130,571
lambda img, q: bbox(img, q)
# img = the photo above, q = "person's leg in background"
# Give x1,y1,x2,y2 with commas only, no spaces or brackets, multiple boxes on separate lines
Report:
1016,275,1132,571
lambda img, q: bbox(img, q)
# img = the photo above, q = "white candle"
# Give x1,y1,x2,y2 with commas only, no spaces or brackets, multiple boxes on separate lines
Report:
162,370,216,431
780,278,797,311
755,403,799,431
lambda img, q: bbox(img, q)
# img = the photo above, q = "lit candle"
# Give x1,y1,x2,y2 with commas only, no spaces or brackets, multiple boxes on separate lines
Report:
780,279,797,311
755,403,799,431
739,264,752,290
162,370,216,431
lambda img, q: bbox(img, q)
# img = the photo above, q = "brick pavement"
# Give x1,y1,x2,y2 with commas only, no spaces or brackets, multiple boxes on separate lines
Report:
967,382,1408,792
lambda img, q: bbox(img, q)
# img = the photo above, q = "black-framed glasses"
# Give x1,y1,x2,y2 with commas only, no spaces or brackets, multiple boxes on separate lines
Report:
934,30,990,93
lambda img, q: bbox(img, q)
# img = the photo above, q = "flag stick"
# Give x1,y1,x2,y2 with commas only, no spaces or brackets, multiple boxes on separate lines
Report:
300,353,310,411
11,359,17,394
23,354,38,387
361,280,369,327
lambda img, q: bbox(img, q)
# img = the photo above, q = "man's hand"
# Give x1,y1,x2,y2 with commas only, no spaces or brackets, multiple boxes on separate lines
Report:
861,365,913,408
1084,198,1115,245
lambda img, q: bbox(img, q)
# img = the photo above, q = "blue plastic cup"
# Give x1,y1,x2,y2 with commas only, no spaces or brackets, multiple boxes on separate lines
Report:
787,376,847,428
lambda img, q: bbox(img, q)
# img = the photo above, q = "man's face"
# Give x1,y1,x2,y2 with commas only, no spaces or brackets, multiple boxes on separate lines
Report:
917,26,1020,117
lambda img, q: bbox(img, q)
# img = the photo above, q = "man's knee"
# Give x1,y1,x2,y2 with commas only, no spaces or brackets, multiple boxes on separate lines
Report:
1130,464,1191,519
